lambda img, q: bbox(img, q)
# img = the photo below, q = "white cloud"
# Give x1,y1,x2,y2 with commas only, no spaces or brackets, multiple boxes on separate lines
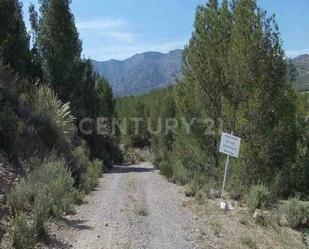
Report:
76,18,126,30
76,17,187,61
103,31,137,43
77,17,138,44
286,49,309,58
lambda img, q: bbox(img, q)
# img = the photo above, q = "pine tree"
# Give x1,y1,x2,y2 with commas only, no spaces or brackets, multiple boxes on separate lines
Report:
0,0,31,76
37,0,82,102
72,60,100,120
182,0,232,170
207,0,218,9
97,76,115,118
223,0,297,190
28,3,43,79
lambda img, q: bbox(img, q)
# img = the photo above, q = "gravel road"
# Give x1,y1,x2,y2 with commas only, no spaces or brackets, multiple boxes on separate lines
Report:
43,163,217,249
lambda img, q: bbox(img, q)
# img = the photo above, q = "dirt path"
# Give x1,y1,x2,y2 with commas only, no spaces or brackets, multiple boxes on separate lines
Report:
43,163,217,249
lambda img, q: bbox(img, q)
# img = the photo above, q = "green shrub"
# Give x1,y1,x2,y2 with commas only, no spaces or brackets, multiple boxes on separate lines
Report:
32,194,49,239
228,173,247,200
71,144,103,194
195,189,206,205
246,184,272,213
240,235,257,249
163,129,218,188
9,156,76,218
239,216,249,225
153,148,174,180
185,181,198,197
24,156,42,172
72,188,84,205
9,213,36,249
92,159,104,172
0,104,23,152
30,158,76,217
29,84,76,141
171,160,189,186
159,160,173,180
8,156,78,246
8,180,36,215
80,159,102,194
281,198,309,229
124,147,138,164
101,159,108,173
71,143,91,183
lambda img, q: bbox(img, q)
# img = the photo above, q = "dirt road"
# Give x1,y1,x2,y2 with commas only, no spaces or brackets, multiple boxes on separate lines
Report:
44,163,217,249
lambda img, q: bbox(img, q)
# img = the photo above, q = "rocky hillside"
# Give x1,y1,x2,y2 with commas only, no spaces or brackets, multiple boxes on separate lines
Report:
93,50,309,95
92,50,183,96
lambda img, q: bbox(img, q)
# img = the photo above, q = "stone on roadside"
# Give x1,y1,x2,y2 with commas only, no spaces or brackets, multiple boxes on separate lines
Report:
208,189,220,199
253,209,266,224
278,214,289,227
220,201,234,211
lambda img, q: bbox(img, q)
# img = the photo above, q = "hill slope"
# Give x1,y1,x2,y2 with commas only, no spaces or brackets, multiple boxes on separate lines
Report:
93,51,309,95
92,50,183,96
292,54,309,91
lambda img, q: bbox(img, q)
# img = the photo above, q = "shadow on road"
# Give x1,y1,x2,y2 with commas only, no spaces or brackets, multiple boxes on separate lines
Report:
42,218,93,248
60,217,94,231
43,235,73,249
108,165,154,174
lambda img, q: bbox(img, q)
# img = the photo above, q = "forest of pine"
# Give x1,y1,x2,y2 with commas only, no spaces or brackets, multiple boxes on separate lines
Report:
0,0,308,248
117,1,308,198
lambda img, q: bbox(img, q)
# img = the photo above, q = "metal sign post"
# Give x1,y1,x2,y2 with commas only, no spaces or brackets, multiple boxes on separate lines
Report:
221,151,230,199
219,132,241,201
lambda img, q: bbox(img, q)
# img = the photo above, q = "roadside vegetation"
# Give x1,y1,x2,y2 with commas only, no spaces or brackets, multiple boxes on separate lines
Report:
0,0,308,248
116,0,309,247
0,0,121,247
117,0,309,203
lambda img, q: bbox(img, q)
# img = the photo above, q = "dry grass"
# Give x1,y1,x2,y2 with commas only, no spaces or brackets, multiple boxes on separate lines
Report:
122,241,132,249
125,175,137,191
187,198,306,249
210,219,222,237
125,175,149,217
240,235,258,248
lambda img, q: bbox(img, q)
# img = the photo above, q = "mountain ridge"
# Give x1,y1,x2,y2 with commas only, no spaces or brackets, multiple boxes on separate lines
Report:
92,50,309,95
92,49,183,96
291,54,309,91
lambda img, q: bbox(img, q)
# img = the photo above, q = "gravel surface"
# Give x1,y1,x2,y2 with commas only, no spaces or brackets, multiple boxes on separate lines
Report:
41,162,217,249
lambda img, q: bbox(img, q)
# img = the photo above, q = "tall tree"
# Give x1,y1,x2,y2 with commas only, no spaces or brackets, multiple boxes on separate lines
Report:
183,0,232,170
37,0,82,102
0,0,31,76
28,3,43,79
223,0,297,191
70,60,100,120
97,76,115,118
207,0,218,9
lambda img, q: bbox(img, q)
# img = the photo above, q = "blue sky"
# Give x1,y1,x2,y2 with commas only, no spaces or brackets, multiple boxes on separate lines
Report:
21,0,309,61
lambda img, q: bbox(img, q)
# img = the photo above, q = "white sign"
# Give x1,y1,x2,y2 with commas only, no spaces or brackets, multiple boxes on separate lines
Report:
219,132,241,158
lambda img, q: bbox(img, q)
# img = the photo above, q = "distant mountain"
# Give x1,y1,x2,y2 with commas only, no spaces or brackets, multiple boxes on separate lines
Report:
291,54,309,91
92,50,309,96
92,50,183,96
